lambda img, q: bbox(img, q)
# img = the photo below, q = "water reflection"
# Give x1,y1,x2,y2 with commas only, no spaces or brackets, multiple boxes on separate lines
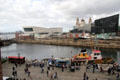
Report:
1,43,119,61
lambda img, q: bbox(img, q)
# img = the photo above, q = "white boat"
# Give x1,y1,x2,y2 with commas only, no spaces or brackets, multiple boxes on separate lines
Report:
90,50,102,60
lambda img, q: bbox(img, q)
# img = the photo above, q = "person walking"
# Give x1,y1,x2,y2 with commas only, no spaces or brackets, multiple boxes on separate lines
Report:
50,73,53,80
116,73,119,80
108,67,111,75
83,72,86,80
95,78,98,80
24,67,28,74
12,66,15,71
100,66,103,72
12,71,15,78
28,71,31,77
93,64,95,73
62,64,64,72
47,70,49,77
52,65,54,70
23,78,26,80
55,72,58,80
86,65,89,72
41,67,44,73
14,70,17,77
86,76,89,80
15,63,18,68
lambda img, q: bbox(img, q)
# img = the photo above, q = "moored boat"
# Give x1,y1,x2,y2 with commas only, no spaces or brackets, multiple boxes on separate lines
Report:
90,50,102,60
8,56,25,64
71,49,103,64
89,49,103,64
55,57,70,67
71,49,91,63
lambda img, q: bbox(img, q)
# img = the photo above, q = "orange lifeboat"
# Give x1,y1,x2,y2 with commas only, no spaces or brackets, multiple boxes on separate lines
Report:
72,49,91,62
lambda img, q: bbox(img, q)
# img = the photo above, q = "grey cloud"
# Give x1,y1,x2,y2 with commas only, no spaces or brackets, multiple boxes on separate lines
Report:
0,0,120,32
62,0,120,17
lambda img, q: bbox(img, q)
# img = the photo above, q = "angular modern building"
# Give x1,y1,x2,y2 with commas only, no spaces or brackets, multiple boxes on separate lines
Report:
91,14,120,36
22,26,62,39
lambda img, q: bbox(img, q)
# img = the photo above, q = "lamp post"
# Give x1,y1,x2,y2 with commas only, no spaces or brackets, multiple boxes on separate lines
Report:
0,41,3,80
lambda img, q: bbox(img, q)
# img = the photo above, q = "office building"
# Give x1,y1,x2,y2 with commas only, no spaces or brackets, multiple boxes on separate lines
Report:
91,14,120,36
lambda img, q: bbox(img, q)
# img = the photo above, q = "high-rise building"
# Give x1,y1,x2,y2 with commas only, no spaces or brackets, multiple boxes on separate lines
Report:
91,14,120,36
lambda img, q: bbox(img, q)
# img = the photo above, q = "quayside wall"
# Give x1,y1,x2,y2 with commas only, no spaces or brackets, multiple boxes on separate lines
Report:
16,39,120,49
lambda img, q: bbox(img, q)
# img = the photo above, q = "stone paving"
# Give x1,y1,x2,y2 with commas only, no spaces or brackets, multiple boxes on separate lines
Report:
2,62,117,80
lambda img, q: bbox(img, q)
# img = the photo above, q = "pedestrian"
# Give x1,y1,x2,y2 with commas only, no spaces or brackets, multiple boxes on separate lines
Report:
12,71,15,77
50,74,53,80
28,71,31,77
47,65,50,70
112,70,115,75
47,70,49,77
12,66,15,71
116,73,119,80
24,68,26,73
86,65,89,72
24,67,28,74
93,64,95,73
108,68,111,75
23,78,26,80
100,66,103,72
62,64,64,72
55,72,58,79
96,64,98,69
14,70,17,77
86,76,89,80
53,73,56,79
41,68,44,73
52,65,54,70
15,63,17,68
83,72,86,80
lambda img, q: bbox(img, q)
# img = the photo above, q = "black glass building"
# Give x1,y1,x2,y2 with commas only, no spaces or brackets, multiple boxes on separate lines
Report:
91,14,119,35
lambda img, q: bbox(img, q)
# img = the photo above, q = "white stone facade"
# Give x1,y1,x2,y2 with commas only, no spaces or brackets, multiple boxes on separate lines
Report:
23,26,62,39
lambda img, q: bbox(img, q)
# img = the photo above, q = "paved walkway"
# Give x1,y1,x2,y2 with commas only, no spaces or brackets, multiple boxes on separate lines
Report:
2,62,117,80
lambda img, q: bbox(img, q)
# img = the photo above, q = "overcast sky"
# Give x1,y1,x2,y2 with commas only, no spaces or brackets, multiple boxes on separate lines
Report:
0,0,120,32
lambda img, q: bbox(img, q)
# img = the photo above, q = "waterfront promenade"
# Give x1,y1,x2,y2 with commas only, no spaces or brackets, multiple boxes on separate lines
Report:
2,61,117,80
16,39,120,49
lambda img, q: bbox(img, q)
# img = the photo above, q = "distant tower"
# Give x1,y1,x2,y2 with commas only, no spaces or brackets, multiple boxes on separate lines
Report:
89,17,92,24
80,18,85,27
81,18,85,23
76,17,80,28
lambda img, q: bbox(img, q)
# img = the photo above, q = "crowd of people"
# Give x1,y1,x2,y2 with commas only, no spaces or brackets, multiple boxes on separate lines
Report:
4,59,120,80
